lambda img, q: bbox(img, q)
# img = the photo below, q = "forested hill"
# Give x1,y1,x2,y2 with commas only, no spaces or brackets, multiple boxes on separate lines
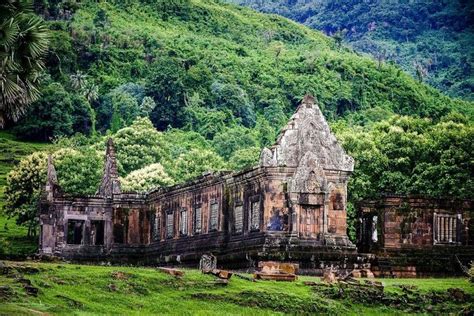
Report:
229,0,474,101
3,0,473,241
18,0,472,142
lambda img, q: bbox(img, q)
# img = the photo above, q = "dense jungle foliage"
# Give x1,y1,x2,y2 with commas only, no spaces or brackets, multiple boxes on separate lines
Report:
230,0,474,101
2,0,473,239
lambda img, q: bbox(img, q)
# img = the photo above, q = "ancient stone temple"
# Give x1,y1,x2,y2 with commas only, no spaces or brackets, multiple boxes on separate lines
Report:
39,95,356,269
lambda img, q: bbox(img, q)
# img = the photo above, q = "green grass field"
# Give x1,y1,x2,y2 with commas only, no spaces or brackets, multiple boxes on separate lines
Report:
0,261,473,315
0,262,474,315
0,131,52,256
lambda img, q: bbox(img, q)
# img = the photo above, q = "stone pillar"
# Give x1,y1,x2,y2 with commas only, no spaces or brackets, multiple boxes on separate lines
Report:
438,216,442,242
440,217,444,242
452,217,456,242
97,138,121,198
323,194,329,235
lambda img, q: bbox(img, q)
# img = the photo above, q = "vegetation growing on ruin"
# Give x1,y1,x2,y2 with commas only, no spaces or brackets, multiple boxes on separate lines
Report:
0,261,473,315
229,0,474,101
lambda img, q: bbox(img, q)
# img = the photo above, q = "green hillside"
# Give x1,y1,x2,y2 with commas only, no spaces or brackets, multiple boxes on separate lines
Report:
17,0,472,143
229,0,474,101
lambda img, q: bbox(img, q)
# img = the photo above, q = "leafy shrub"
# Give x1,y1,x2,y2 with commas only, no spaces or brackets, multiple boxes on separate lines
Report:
121,163,174,192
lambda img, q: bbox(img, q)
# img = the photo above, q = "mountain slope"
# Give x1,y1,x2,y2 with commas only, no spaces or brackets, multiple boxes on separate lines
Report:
229,0,474,101
27,0,472,139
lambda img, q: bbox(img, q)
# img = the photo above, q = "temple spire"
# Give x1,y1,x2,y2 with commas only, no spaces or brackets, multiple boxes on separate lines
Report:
45,154,61,202
260,94,354,171
97,138,121,198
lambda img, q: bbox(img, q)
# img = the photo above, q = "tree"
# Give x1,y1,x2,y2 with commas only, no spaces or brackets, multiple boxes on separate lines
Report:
336,113,474,203
141,0,191,20
185,93,236,139
211,81,256,128
96,83,148,132
228,146,260,170
14,81,74,140
14,81,95,140
212,126,258,160
146,58,188,130
69,71,97,133
70,71,88,90
4,151,48,236
0,0,49,127
112,117,167,175
121,163,174,192
55,148,103,195
168,148,227,183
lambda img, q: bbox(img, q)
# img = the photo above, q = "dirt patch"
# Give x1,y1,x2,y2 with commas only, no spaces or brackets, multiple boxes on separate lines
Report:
0,262,41,276
16,277,39,296
0,285,15,301
111,271,131,280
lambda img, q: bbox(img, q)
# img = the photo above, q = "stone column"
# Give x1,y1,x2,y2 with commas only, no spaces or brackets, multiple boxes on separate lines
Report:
323,194,329,235
452,217,456,242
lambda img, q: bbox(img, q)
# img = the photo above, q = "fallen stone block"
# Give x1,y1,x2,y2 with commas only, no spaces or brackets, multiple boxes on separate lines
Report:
253,272,297,282
157,267,184,277
258,261,299,275
350,268,375,279
362,269,374,278
322,269,337,284
199,254,217,271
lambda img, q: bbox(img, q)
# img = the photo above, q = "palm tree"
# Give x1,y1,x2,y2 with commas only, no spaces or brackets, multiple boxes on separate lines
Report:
0,0,49,127
70,70,88,90
83,83,99,104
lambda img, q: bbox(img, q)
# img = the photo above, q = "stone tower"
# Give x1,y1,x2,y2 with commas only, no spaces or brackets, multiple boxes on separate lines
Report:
97,138,121,198
44,154,61,202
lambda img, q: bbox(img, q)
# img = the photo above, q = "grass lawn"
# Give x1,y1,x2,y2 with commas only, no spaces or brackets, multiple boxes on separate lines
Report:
0,261,473,315
0,131,52,257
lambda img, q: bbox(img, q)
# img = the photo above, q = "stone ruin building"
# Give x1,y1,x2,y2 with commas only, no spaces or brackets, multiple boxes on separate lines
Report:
39,95,473,275
39,95,357,270
358,196,473,277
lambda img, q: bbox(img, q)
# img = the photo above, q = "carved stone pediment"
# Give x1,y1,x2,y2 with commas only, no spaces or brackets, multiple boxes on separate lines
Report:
259,95,354,172
289,152,326,193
